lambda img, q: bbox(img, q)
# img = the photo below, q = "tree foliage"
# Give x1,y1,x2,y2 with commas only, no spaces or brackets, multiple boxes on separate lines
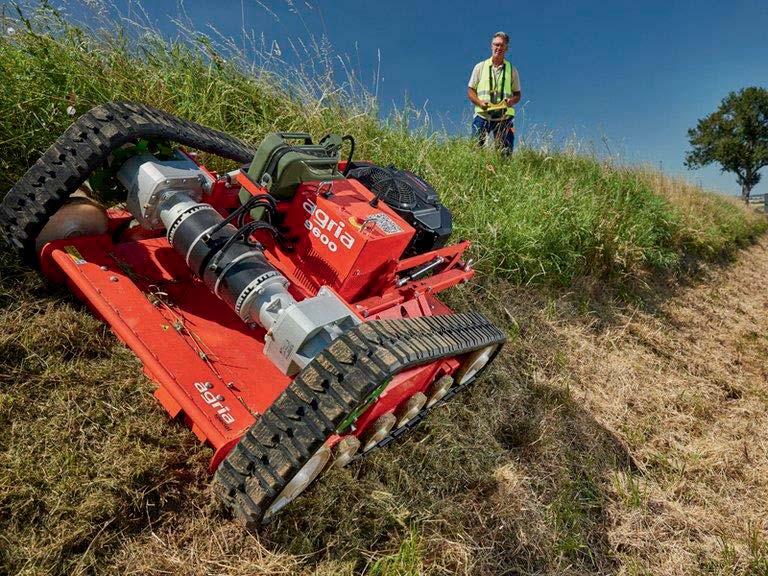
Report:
685,87,768,199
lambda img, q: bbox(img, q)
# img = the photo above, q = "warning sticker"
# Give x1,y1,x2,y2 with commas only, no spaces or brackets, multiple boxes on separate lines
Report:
366,213,403,235
64,245,87,265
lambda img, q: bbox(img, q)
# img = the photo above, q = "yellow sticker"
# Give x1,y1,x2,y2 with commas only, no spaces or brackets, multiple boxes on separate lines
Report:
348,216,362,230
64,245,87,265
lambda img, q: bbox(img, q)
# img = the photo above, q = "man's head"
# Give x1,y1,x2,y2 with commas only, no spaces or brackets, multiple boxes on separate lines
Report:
490,31,509,63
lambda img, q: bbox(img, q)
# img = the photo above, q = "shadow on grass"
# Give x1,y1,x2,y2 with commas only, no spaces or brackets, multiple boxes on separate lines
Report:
252,281,653,574
259,359,638,575
562,237,761,327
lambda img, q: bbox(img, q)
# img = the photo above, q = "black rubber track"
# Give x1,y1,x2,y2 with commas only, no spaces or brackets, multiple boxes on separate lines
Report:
0,101,255,262
212,311,506,528
353,334,504,457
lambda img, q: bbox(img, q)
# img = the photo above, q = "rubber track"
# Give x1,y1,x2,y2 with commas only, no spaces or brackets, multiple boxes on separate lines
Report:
0,101,255,261
352,333,504,458
212,311,506,528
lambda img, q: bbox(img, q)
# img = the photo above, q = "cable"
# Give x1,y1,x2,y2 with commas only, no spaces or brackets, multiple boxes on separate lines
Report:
341,135,356,176
203,193,276,242
208,219,290,274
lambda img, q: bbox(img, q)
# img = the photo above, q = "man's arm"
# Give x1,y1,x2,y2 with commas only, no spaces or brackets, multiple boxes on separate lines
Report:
467,86,488,109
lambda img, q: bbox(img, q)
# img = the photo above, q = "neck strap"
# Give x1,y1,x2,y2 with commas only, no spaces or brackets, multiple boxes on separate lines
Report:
488,60,507,102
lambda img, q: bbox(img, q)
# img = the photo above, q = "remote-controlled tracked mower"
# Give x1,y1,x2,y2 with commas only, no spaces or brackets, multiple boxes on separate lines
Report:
0,102,505,527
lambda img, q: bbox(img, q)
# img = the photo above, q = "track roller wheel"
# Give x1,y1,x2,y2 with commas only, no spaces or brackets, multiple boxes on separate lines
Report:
261,446,332,522
454,344,499,385
34,190,108,251
426,375,454,408
395,392,427,427
332,436,361,468
362,412,396,452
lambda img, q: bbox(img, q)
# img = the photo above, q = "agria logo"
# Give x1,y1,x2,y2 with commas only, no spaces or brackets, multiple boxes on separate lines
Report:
194,381,235,426
302,199,355,252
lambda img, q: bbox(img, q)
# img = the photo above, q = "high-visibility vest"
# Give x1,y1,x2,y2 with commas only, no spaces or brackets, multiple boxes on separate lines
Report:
475,58,515,118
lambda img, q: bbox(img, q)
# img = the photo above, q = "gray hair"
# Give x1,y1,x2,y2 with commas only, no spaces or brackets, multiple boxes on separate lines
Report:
492,31,510,45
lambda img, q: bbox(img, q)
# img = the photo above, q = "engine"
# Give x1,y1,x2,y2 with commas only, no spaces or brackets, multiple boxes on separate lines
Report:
278,177,416,301
345,163,453,257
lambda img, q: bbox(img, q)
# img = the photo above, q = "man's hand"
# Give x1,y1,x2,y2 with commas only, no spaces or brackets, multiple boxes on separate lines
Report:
467,87,490,109
506,92,522,107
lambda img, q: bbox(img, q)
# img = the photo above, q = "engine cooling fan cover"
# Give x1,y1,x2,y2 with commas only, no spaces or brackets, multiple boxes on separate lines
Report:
346,162,452,256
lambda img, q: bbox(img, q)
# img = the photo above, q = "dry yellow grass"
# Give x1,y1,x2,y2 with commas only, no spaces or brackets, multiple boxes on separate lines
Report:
534,238,768,574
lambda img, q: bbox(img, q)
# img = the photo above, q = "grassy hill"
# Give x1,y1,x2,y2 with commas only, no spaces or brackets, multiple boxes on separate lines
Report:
1,4,767,575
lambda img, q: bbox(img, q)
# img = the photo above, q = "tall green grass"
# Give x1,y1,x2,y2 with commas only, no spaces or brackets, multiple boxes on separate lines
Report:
0,2,764,287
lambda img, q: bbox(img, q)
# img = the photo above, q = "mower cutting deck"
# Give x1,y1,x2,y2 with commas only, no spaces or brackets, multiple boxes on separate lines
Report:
0,102,505,527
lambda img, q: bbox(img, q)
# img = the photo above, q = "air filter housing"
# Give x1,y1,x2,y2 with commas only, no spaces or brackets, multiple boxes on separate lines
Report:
346,163,452,256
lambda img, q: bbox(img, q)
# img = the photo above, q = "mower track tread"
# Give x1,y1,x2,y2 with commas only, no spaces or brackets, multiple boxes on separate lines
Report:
0,101,255,261
212,312,505,528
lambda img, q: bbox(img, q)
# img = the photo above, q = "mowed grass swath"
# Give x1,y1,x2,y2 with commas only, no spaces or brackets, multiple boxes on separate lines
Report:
1,2,768,575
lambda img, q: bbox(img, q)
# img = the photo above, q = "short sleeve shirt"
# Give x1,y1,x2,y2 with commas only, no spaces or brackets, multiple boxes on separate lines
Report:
468,60,521,94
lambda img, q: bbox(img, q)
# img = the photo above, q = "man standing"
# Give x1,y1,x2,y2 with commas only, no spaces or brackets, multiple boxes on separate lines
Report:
467,32,522,154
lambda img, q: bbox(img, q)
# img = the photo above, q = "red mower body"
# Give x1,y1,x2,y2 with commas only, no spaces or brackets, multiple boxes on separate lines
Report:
38,155,474,471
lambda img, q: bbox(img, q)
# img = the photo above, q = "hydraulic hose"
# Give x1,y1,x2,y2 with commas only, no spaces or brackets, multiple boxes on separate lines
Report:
159,192,295,329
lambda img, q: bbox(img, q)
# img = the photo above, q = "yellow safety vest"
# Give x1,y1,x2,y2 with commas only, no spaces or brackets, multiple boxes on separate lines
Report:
475,58,515,118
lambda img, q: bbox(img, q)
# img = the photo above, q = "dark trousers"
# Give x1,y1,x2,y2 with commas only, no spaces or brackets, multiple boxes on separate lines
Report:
472,115,515,154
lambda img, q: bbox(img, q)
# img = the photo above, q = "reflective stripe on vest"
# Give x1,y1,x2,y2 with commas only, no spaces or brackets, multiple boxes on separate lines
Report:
475,58,515,118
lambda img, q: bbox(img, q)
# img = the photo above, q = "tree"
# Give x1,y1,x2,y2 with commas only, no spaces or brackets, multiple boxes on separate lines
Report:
685,87,768,200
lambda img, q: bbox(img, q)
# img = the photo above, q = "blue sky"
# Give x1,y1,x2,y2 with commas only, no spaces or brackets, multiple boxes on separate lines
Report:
58,0,768,196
